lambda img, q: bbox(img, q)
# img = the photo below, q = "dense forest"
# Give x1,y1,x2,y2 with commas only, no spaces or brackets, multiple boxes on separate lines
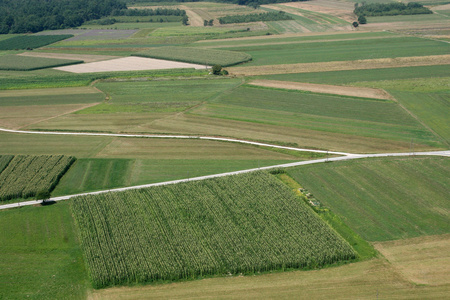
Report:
0,0,127,33
128,0,308,7
354,2,432,17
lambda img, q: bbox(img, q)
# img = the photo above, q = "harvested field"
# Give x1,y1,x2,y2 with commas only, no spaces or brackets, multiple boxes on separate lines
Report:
374,234,450,286
18,52,119,63
248,79,394,100
180,5,204,27
229,54,450,76
280,1,355,23
54,57,208,73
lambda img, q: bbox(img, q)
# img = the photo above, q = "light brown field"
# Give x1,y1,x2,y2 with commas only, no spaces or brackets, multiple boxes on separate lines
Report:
54,57,207,73
180,5,205,27
228,54,450,76
89,256,449,299
248,79,394,100
0,104,99,130
17,52,120,63
374,234,450,286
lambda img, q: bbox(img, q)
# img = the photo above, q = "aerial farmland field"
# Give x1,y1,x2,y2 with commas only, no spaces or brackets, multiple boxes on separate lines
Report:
0,0,449,299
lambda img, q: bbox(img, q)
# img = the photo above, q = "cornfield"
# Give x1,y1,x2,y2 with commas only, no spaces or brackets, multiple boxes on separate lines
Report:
71,171,356,288
0,155,75,201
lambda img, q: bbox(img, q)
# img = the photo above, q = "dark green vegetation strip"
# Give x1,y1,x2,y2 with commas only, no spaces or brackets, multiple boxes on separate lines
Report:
71,172,356,288
254,65,450,85
0,55,82,71
0,68,207,90
0,203,88,299
287,157,450,242
135,46,252,67
0,155,75,201
226,37,450,66
218,11,292,24
0,155,14,173
0,35,73,50
192,85,442,148
354,2,432,17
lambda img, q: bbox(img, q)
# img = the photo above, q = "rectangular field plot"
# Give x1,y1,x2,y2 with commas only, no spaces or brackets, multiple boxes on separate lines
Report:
0,55,82,71
71,171,356,288
191,86,442,149
0,34,73,50
287,157,450,242
225,36,450,66
0,155,75,202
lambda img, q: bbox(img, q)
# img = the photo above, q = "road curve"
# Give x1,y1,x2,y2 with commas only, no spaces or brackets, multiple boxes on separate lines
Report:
0,127,448,210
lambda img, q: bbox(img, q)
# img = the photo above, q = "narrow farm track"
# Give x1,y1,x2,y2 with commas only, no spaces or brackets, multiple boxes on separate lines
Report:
0,127,448,210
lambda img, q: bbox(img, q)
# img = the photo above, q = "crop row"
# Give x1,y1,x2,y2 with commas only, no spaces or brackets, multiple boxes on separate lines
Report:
0,155,75,201
0,35,73,50
134,46,252,67
0,55,83,71
71,171,356,288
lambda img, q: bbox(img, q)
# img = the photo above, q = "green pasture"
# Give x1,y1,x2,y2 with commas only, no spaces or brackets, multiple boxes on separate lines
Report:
0,68,207,90
192,31,395,48
135,46,252,66
190,85,442,148
225,36,450,66
287,156,450,242
52,157,298,197
86,78,240,113
254,65,450,85
368,13,449,23
0,55,82,71
0,92,104,106
0,203,88,300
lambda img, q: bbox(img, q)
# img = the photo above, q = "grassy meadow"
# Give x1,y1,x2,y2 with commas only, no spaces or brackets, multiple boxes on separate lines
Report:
0,203,88,300
0,55,82,71
287,157,450,241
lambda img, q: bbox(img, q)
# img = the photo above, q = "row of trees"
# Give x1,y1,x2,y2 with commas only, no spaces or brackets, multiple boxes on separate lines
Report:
111,8,186,17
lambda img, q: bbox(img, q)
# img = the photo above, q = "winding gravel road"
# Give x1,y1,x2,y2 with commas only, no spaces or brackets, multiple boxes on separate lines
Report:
1,127,448,210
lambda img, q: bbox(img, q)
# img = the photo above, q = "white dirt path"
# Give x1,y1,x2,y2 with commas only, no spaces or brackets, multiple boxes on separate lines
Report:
0,127,448,210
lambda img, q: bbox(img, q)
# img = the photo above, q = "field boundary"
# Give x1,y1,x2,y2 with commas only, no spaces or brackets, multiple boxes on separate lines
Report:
228,54,450,76
248,79,394,100
0,127,448,210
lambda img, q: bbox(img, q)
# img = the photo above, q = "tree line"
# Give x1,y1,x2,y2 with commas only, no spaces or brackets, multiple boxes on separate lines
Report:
354,2,432,17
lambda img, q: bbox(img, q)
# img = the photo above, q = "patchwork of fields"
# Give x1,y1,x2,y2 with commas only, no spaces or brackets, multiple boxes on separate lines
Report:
1,0,449,299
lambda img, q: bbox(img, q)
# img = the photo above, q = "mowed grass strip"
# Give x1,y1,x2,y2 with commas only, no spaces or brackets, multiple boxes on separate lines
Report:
0,55,82,71
135,46,251,66
192,85,441,148
287,157,450,242
0,203,88,300
225,36,450,66
71,172,356,288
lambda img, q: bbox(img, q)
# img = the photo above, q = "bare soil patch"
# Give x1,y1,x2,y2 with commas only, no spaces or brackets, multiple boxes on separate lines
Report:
18,52,119,63
374,234,450,286
228,54,450,76
54,56,207,73
249,79,394,100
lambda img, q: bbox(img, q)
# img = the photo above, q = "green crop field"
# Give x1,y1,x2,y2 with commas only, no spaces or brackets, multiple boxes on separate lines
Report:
254,65,450,85
0,155,75,202
0,89,104,106
287,157,450,242
0,203,88,299
71,171,356,288
190,85,442,149
0,55,82,71
0,35,74,50
135,46,251,66
224,37,450,66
